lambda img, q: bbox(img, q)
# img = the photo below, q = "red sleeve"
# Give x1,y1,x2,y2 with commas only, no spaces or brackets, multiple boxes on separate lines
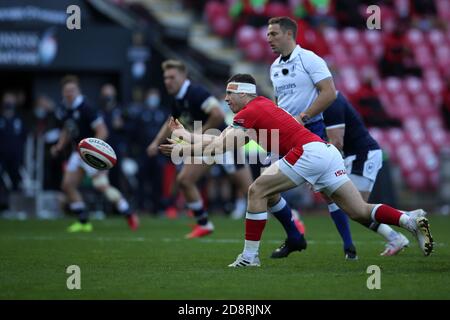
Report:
232,107,255,130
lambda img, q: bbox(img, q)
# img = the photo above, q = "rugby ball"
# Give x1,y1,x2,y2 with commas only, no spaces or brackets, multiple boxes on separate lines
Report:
78,138,117,170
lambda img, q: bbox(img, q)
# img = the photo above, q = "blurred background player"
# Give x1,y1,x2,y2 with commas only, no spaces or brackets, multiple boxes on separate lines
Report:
99,83,129,193
147,59,253,238
51,75,139,232
0,92,27,212
267,16,358,260
323,91,410,256
133,88,169,215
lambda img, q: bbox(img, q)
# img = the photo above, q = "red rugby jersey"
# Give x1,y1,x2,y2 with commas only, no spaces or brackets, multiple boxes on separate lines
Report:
232,96,323,156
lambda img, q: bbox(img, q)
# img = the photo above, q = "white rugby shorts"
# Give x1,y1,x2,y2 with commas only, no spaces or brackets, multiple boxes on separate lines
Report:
278,142,350,196
66,151,99,177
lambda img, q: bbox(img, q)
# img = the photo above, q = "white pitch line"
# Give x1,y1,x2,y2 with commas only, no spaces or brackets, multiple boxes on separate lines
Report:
3,235,447,247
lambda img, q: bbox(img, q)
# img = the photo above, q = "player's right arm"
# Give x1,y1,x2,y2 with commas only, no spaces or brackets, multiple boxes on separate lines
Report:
159,126,249,157
50,127,69,156
168,117,224,146
147,117,172,157
326,126,345,153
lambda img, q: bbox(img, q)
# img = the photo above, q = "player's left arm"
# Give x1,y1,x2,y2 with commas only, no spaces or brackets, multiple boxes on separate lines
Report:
300,77,337,123
168,117,223,145
200,96,225,133
202,126,247,156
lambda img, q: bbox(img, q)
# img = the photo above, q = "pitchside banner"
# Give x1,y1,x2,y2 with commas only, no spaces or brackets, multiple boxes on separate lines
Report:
0,0,130,71
0,26,130,70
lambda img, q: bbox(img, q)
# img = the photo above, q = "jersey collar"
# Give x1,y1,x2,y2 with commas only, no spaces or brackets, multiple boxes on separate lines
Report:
278,45,301,64
175,79,191,99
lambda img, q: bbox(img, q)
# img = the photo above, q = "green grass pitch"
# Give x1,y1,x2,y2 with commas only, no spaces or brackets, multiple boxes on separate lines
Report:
1,213,449,299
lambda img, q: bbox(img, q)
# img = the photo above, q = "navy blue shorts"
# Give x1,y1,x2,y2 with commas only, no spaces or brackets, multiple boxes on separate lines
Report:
305,119,327,140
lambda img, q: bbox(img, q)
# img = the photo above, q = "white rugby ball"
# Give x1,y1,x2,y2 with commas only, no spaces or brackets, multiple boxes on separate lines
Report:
78,138,117,170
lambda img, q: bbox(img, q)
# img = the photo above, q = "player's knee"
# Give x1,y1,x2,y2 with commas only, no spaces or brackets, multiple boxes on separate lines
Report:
248,181,265,200
177,174,192,190
345,205,369,222
92,174,109,192
104,186,122,203
61,180,75,194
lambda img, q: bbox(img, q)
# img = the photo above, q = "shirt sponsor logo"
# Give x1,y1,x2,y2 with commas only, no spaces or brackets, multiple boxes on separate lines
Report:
275,83,296,93
334,169,346,177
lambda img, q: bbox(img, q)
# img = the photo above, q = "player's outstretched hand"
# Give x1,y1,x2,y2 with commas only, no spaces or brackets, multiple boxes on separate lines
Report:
168,117,184,132
159,138,182,157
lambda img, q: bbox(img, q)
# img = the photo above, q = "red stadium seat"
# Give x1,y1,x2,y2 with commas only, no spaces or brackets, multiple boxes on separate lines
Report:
424,115,444,131
350,43,371,65
404,77,423,95
404,170,428,191
205,1,227,25
322,27,340,46
363,29,382,46
406,29,424,46
342,28,360,47
236,25,258,48
403,116,422,131
390,93,412,118
384,77,403,95
341,77,361,95
413,44,434,68
428,29,445,49
329,43,350,65
386,128,405,144
412,92,433,110
428,129,450,150
265,2,291,18
211,15,233,37
408,130,426,147
397,144,417,170
425,77,443,96
436,45,450,69
244,39,266,62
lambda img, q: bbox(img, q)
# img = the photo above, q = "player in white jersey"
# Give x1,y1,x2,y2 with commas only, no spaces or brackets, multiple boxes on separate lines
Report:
267,16,358,260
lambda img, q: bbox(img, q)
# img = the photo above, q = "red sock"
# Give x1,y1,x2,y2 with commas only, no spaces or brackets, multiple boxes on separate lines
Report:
373,204,402,226
245,212,267,241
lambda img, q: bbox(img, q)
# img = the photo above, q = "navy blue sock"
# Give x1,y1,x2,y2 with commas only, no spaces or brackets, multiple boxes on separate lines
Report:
187,200,208,226
328,203,354,250
269,198,303,242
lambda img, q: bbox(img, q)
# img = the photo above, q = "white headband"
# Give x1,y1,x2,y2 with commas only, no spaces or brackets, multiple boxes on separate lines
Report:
226,82,256,94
